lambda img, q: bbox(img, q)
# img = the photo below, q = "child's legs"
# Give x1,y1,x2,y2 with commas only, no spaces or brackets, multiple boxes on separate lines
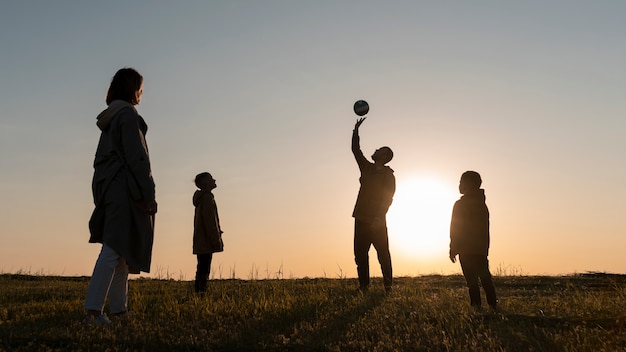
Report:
84,244,122,313
108,255,129,314
477,258,497,306
459,254,481,306
195,253,213,292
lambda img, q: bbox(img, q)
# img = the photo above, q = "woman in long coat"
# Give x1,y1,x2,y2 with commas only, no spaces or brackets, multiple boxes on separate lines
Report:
84,68,157,324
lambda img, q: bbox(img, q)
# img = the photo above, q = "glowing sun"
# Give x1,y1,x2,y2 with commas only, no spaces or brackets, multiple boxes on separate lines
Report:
386,177,458,259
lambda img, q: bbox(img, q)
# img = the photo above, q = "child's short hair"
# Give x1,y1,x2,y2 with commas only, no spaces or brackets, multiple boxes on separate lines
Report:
195,172,212,188
461,171,482,189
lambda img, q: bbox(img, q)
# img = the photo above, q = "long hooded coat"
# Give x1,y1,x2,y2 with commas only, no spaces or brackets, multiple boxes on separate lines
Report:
88,100,156,273
192,190,223,254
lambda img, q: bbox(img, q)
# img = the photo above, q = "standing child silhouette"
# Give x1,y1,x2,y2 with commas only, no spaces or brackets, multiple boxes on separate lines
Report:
193,172,224,293
449,171,498,309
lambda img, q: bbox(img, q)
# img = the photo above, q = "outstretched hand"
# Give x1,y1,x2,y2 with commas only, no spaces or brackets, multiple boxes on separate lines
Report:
354,117,366,130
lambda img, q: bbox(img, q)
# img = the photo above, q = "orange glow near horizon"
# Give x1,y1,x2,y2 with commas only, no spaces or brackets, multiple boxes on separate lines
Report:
387,177,459,260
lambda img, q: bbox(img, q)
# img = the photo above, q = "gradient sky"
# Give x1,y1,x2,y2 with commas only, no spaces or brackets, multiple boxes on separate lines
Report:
1,2,625,279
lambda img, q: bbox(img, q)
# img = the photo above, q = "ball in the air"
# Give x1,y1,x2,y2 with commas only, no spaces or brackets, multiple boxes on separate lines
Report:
353,100,369,116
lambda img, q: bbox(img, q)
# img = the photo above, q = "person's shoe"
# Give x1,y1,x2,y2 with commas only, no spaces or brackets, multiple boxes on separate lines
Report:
357,286,369,295
488,304,499,313
83,313,112,326
384,286,393,295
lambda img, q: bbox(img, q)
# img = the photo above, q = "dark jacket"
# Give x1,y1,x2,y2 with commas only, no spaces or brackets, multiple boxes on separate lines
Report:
89,100,156,273
449,189,490,256
193,190,223,254
351,130,395,222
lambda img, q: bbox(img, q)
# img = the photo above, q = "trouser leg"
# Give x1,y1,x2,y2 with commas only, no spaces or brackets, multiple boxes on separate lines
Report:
468,286,481,307
84,244,122,313
478,258,497,307
109,255,129,314
195,253,213,293
354,220,371,289
460,254,481,307
372,225,392,289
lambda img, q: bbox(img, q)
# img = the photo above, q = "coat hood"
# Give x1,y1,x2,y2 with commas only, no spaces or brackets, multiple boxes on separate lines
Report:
96,100,136,131
193,189,214,207
461,189,486,202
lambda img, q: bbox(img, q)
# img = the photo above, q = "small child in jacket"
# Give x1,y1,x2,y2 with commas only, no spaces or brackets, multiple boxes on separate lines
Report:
449,171,497,309
193,172,224,293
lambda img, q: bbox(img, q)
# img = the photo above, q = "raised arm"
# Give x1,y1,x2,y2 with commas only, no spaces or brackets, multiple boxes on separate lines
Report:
352,117,369,169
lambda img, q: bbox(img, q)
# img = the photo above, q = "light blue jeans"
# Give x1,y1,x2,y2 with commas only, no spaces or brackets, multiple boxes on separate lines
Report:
84,244,129,314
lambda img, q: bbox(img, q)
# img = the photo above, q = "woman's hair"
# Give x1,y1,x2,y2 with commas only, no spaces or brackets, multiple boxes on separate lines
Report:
106,68,143,105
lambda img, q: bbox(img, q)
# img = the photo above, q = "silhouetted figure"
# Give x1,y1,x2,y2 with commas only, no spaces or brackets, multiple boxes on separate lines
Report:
351,117,395,294
193,172,224,293
449,171,497,309
85,68,156,325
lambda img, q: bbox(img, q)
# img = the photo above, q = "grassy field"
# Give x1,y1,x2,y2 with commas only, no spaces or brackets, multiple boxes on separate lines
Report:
0,273,625,351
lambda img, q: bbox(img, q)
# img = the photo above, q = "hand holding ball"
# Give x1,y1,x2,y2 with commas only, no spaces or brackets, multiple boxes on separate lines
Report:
353,100,369,116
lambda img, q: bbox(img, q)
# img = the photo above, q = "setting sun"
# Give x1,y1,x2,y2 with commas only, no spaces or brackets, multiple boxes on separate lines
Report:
387,177,458,260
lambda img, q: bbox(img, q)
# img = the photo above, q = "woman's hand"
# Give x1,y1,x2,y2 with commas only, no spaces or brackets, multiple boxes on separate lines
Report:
138,199,158,215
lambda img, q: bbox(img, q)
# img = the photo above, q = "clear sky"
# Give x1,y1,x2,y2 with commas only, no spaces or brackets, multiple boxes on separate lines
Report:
1,1,625,279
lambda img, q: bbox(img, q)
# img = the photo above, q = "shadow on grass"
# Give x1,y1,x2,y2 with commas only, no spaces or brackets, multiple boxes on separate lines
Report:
217,279,388,351
480,312,626,352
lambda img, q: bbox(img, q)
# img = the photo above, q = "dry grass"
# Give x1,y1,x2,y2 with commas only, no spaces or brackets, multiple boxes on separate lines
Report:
1,273,625,351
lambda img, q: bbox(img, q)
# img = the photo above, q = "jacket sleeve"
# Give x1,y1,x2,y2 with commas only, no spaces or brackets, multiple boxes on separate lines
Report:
118,108,156,201
201,197,220,237
449,201,462,254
